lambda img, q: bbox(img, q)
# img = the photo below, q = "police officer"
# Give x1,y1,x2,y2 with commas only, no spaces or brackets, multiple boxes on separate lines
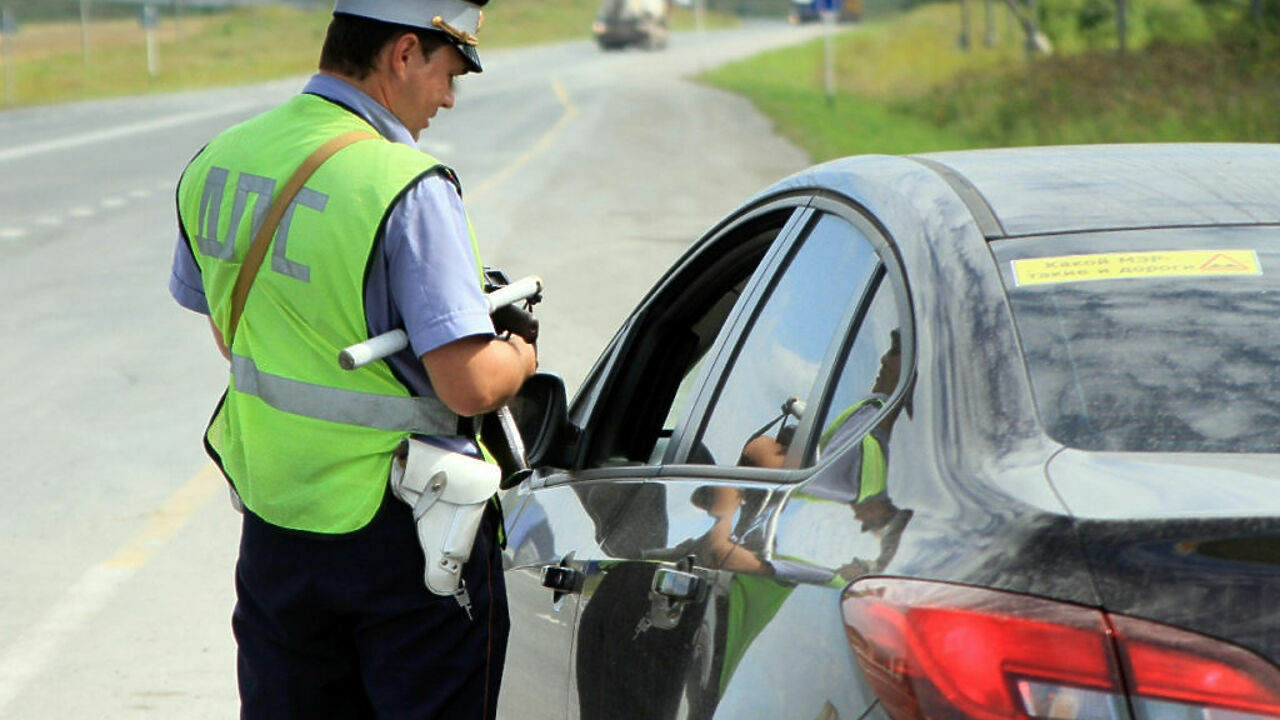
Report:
168,0,535,716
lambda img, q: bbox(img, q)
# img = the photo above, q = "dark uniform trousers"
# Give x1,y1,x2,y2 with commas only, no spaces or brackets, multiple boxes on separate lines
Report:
233,488,509,719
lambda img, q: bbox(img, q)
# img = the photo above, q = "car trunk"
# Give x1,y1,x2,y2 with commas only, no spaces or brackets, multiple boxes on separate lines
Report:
1048,448,1280,669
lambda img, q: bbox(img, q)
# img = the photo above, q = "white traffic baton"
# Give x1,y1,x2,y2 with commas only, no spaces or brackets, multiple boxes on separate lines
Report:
337,275,542,370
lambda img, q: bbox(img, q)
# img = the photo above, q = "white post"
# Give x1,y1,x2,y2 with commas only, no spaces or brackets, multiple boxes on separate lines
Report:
0,8,12,106
694,0,705,71
985,0,997,45
146,27,157,78
1116,0,1127,54
822,8,836,106
143,5,158,78
79,0,91,70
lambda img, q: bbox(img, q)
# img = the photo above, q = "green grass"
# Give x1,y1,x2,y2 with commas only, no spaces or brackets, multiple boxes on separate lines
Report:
11,0,1269,155
918,38,1280,146
1,0,739,107
700,39,974,156
701,4,1028,154
5,8,332,105
699,1,1280,160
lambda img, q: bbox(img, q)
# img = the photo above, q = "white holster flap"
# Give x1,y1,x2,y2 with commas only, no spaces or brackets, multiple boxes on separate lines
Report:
388,438,500,597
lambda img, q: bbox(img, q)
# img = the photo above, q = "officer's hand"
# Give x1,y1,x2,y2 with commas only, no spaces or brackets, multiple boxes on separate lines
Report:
492,304,539,345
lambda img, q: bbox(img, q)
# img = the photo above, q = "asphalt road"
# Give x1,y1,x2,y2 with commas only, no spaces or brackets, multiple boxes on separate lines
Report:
0,21,822,718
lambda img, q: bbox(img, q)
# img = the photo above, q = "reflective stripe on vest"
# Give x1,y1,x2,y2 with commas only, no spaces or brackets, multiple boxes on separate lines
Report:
230,354,458,435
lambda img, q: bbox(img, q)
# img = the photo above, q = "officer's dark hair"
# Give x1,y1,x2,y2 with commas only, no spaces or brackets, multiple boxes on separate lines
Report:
319,12,452,80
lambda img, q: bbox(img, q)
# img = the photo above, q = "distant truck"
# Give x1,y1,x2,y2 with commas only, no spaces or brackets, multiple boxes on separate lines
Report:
789,0,862,23
593,0,669,50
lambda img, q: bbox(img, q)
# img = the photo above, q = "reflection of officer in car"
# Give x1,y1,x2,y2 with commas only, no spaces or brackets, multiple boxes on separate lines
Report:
687,485,771,574
741,329,904,473
835,492,913,581
738,328,913,581
686,332,913,709
573,336,911,719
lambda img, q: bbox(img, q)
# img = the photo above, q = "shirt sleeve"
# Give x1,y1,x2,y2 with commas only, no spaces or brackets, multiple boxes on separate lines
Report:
169,231,209,315
384,173,495,357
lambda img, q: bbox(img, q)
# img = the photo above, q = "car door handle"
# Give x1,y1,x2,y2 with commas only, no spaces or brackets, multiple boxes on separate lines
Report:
541,553,583,604
652,567,702,601
541,564,580,593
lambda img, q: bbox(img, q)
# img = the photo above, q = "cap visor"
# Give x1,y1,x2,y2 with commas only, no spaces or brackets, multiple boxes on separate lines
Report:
456,42,482,73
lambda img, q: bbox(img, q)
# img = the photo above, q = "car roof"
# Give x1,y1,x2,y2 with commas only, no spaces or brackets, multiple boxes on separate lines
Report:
908,143,1280,239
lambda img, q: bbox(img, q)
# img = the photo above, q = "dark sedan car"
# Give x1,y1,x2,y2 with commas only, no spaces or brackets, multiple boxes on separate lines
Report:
495,144,1280,720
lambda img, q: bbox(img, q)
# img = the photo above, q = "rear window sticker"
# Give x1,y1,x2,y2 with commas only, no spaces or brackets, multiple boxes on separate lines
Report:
1012,250,1261,287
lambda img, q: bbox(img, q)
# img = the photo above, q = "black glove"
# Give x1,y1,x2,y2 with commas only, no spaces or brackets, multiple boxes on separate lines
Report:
492,303,539,344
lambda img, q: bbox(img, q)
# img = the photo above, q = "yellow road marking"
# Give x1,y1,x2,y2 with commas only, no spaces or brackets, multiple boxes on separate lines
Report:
105,463,224,568
0,463,225,712
469,78,578,202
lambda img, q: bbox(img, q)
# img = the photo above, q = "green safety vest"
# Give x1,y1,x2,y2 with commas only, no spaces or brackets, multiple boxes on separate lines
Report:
177,93,481,534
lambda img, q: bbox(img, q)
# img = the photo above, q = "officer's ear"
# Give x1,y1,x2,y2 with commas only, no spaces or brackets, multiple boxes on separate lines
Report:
381,31,420,77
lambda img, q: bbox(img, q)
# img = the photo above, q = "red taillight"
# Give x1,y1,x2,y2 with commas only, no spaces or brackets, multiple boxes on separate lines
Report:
841,579,1280,720
1113,615,1280,717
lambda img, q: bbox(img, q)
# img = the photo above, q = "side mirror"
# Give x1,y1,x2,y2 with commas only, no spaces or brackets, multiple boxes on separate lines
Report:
507,372,575,470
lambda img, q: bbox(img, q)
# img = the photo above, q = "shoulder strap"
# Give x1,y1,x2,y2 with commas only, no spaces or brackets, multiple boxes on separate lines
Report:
226,130,381,347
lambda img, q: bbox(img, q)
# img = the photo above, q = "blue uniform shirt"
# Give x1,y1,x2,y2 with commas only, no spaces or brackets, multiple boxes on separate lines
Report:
170,74,494,451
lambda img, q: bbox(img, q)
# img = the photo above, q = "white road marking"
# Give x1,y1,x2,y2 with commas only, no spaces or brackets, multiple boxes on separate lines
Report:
0,103,258,164
0,464,222,714
8,188,162,239
0,565,135,712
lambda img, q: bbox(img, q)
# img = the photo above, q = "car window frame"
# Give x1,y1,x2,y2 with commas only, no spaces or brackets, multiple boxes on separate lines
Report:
662,194,915,482
547,194,817,484
789,195,916,465
665,208,876,466
658,205,819,466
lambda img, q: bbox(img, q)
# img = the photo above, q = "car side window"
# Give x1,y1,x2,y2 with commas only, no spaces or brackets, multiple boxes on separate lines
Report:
690,213,882,467
658,280,749,437
582,210,797,470
813,279,903,462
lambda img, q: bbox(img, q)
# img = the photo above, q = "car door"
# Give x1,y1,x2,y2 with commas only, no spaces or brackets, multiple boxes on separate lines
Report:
496,198,813,718
567,203,902,719
496,475,635,719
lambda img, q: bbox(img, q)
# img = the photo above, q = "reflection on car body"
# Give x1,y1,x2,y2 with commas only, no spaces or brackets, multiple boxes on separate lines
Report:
497,144,1280,720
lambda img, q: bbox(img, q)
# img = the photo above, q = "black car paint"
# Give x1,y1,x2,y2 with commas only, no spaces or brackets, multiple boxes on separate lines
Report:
497,144,1280,719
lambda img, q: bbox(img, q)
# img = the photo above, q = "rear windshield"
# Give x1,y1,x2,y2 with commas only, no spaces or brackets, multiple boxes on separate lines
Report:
992,226,1280,453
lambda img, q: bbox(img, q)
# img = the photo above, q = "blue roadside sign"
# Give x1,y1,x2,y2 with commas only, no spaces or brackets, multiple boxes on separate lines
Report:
140,4,159,29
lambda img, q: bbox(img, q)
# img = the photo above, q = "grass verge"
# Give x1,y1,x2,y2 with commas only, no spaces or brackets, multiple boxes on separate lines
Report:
0,1,737,108
699,2,1279,160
